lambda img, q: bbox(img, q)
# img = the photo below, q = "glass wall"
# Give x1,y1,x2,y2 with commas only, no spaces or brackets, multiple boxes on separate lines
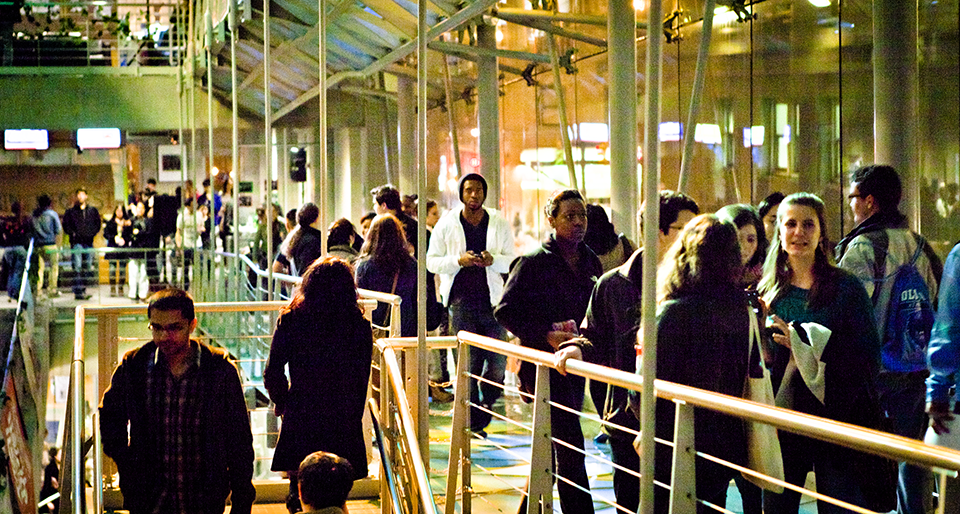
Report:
424,0,958,257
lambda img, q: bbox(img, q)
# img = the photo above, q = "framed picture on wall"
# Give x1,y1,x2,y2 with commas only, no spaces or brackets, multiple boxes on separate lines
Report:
158,144,187,182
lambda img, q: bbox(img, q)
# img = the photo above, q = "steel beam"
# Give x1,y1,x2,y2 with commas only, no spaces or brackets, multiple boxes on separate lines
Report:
273,0,501,122
677,0,716,194
493,7,648,29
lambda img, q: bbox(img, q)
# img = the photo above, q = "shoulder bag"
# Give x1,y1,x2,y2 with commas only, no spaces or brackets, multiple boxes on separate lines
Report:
741,305,785,492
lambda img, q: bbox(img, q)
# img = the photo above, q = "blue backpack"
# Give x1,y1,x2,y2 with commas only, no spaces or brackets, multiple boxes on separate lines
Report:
874,233,935,373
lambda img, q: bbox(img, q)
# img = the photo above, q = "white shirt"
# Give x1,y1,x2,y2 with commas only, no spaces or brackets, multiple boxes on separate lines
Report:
426,206,516,307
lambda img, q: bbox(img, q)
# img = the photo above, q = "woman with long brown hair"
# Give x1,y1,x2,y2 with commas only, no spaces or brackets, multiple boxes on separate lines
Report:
264,257,373,513
759,193,889,512
653,214,750,512
355,213,437,337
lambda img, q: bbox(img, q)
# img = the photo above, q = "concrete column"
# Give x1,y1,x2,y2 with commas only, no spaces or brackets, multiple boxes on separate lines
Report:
335,127,353,217
477,23,502,208
397,76,416,192
874,0,919,226
608,0,638,240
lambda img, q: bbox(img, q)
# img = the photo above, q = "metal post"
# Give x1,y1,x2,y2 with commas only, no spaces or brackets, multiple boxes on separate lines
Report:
177,2,187,289
445,338,472,514
441,34,463,179
70,306,86,514
546,34,579,194
416,0,430,464
677,0,716,194
873,0,919,227
527,365,554,514
188,0,198,264
206,8,215,218
230,0,242,304
640,0,665,511
264,2,273,279
476,23,501,206
669,402,697,514
93,411,104,514
380,349,393,514
397,76,416,192
318,0,329,255
608,0,639,240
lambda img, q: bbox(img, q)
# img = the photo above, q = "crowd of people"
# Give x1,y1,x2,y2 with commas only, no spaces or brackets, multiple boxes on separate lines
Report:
15,162,960,514
0,177,233,301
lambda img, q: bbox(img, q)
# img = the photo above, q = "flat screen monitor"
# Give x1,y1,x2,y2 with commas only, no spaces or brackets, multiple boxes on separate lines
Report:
4,129,49,150
77,128,122,149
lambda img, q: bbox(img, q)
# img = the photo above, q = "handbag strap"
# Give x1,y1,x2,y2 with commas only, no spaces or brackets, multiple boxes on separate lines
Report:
390,270,400,295
747,305,764,377
383,270,400,326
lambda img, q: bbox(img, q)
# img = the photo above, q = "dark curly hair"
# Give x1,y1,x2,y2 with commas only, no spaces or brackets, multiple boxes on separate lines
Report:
282,256,361,321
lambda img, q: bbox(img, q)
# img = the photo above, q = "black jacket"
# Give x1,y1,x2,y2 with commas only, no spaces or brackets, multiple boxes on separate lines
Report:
63,203,101,246
580,248,643,423
290,226,324,275
264,308,372,477
495,236,602,398
99,341,256,514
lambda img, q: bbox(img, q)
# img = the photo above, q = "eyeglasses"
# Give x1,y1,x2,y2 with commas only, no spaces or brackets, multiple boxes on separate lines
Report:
148,322,188,334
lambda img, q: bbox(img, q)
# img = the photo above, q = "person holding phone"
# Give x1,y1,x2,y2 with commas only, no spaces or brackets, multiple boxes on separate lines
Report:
759,193,889,513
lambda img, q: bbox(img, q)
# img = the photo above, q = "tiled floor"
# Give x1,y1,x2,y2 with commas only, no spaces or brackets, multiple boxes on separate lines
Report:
420,389,820,514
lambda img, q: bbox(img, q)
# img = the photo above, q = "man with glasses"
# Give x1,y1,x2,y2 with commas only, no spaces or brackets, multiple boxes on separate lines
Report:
836,164,942,514
99,288,256,514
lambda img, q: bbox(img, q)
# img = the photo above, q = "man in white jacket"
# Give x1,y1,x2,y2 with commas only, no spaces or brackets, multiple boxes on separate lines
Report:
427,173,516,433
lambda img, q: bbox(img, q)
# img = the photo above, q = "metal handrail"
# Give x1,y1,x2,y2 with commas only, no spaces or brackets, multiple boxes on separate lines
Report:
456,330,960,475
378,343,441,514
64,301,299,514
368,398,404,513
376,336,459,349
231,251,402,308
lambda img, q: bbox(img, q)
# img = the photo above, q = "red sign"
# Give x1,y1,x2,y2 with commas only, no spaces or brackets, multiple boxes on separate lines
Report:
1,374,36,514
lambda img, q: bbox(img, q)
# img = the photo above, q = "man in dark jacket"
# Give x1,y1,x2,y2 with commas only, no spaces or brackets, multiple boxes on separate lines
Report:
572,190,698,513
99,288,255,514
62,188,101,300
371,184,419,253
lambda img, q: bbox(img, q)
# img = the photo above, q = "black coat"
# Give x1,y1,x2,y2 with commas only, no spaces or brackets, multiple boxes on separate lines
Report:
290,226,324,276
103,216,132,261
63,203,101,246
355,255,440,336
264,307,373,477
654,290,750,502
495,236,602,403
99,342,256,514
128,216,154,260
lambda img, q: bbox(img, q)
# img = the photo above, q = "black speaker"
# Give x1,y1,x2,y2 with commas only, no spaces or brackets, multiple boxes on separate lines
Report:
289,148,307,182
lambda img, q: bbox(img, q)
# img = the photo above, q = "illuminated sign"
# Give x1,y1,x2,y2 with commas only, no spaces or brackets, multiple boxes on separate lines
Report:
77,128,122,149
4,129,49,150
659,122,682,142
